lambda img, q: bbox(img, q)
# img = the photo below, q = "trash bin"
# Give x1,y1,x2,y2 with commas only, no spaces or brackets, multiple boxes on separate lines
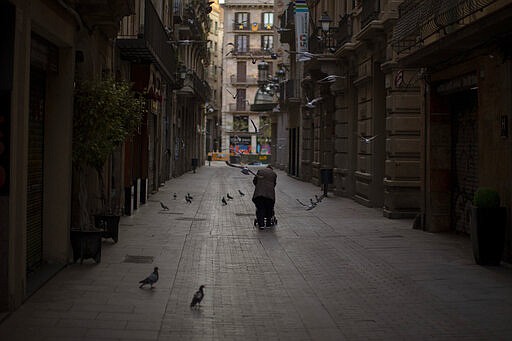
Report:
320,168,333,196
320,168,333,184
191,158,198,173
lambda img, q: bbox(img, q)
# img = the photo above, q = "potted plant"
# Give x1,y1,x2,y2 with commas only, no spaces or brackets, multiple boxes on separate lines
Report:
71,77,144,260
470,187,507,265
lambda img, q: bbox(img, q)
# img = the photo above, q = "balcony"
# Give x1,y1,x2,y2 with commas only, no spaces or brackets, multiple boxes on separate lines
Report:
392,0,499,55
228,103,251,112
232,22,274,31
309,27,341,53
230,75,258,86
231,48,272,57
117,0,177,81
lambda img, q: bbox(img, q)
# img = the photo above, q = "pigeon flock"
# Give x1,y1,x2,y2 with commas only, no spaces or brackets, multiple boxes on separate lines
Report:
138,268,207,310
296,193,325,211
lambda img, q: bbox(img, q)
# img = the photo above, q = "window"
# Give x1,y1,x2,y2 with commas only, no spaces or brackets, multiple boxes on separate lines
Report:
235,35,249,52
261,35,273,50
235,12,250,29
262,12,273,30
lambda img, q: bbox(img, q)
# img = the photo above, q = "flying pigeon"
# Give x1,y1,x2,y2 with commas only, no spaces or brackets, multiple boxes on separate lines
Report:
317,75,345,84
222,197,228,205
160,202,169,210
185,196,192,204
358,134,378,143
239,190,245,196
139,267,159,289
190,285,205,308
305,97,322,109
173,193,177,200
227,193,234,200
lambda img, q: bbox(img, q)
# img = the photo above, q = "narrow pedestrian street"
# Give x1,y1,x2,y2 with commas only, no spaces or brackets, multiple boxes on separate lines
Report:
1,162,512,340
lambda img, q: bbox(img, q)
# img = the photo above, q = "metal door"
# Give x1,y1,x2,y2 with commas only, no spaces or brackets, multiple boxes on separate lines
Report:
27,67,45,273
451,90,478,233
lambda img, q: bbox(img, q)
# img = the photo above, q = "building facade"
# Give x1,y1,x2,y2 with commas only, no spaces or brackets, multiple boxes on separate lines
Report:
221,0,278,165
205,0,224,155
0,0,134,312
277,0,512,262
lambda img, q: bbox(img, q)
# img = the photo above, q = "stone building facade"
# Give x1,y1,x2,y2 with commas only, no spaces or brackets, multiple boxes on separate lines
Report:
277,0,512,262
221,0,277,164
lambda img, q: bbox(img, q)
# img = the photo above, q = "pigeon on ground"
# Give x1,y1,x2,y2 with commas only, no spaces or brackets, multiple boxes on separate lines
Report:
139,267,159,289
310,198,317,206
173,193,177,200
185,196,192,204
222,197,228,205
187,193,194,200
238,190,245,196
227,193,234,200
315,194,323,203
160,202,169,210
190,285,205,308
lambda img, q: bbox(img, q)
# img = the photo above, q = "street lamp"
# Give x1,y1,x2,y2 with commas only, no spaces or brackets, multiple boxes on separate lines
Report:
318,11,332,33
257,61,269,89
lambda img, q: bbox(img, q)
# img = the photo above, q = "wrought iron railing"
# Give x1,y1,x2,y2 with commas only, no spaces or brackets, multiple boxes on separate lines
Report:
232,22,274,31
392,0,498,53
361,0,381,28
228,103,250,112
118,0,177,80
230,75,258,85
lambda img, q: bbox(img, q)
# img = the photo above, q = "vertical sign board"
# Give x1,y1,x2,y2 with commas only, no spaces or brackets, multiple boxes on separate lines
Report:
294,0,309,61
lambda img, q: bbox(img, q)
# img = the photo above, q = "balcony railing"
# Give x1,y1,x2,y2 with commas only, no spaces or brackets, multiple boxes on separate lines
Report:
232,22,274,31
228,103,251,112
117,0,177,81
231,48,273,57
309,27,340,53
392,0,498,54
230,75,258,85
361,0,381,28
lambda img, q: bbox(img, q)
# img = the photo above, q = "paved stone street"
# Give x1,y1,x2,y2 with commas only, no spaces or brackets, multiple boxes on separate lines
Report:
1,161,512,340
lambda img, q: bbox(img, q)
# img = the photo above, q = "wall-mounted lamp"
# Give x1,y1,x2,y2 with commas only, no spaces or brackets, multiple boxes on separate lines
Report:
318,12,333,33
258,61,270,89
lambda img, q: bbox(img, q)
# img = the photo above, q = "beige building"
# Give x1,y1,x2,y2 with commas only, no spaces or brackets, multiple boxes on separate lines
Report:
221,0,277,163
205,0,224,154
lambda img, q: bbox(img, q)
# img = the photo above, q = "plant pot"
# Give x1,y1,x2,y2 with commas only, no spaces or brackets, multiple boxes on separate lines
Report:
94,215,120,243
470,207,506,265
70,230,102,264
